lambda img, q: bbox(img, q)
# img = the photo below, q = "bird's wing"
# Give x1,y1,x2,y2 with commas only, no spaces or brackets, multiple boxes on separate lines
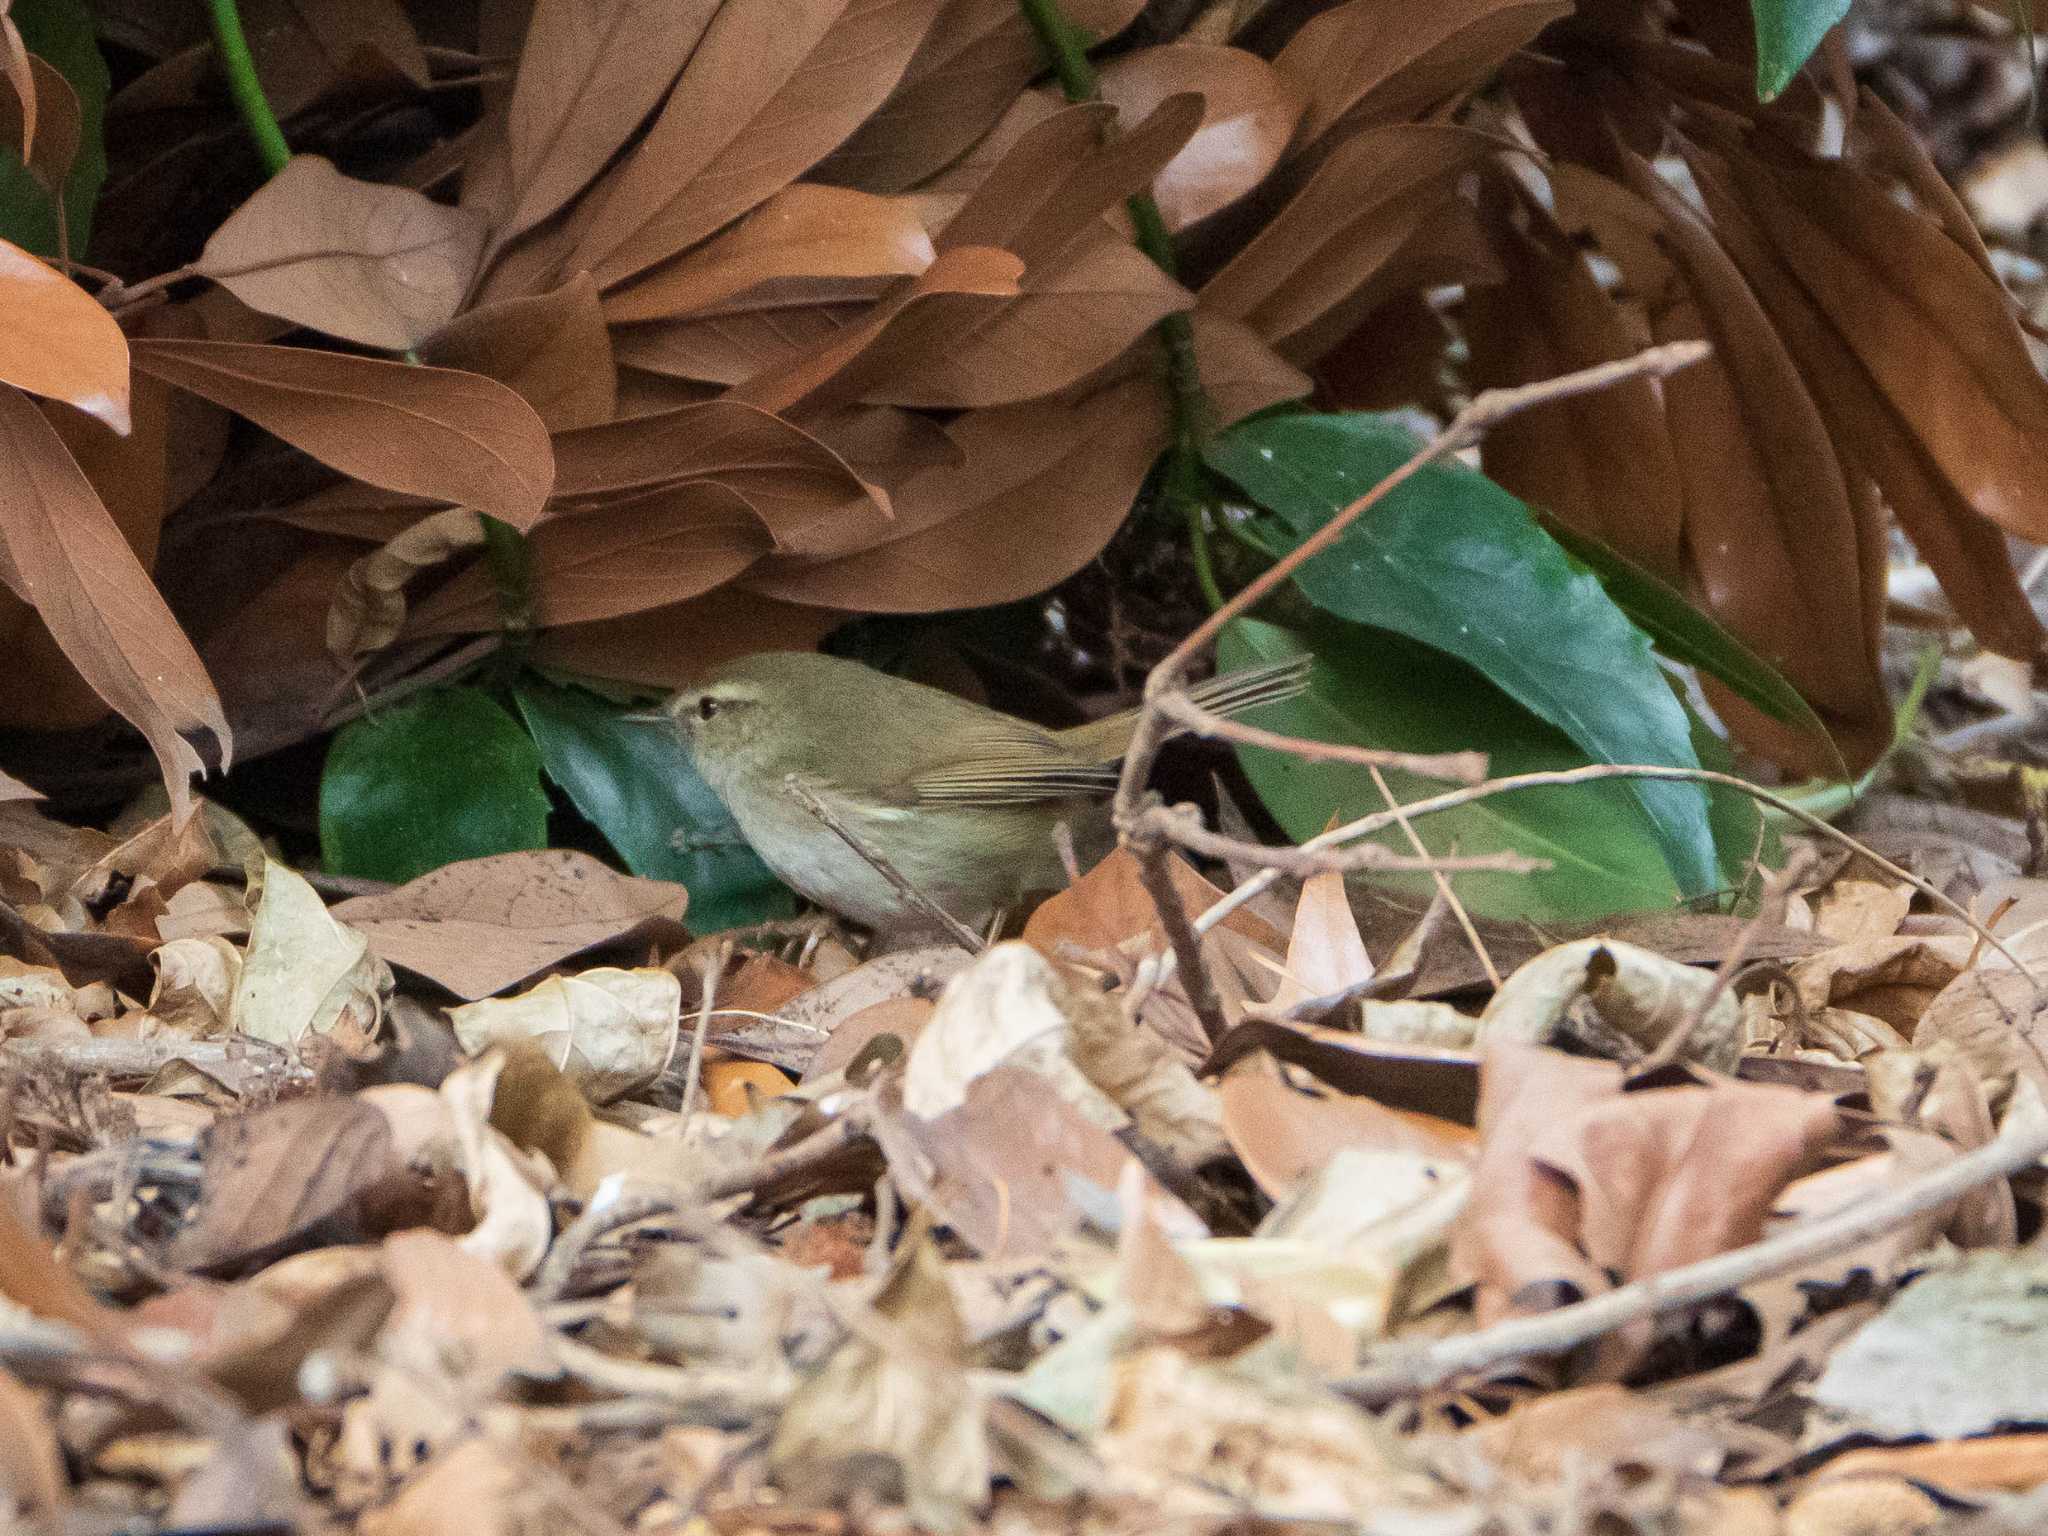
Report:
895,721,1120,807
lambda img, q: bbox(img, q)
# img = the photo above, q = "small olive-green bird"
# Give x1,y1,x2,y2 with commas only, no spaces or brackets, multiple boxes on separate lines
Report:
648,650,1311,931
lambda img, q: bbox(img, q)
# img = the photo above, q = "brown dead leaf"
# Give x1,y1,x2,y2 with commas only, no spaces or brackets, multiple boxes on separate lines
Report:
1453,1042,1841,1378
0,1184,130,1343
1466,200,1685,579
196,155,485,351
0,388,228,821
770,1230,989,1530
1451,1043,1632,1329
421,273,618,432
1095,46,1303,232
357,1437,525,1536
568,0,948,288
378,1229,556,1389
1026,844,1283,960
407,483,769,634
1220,1055,1474,1200
1255,867,1375,1020
0,239,129,430
0,55,76,197
741,378,1165,610
0,15,30,161
529,585,843,689
1684,142,2046,664
489,0,721,245
171,1096,402,1273
879,1065,1201,1259
1615,152,1891,771
1466,1383,1724,1483
129,338,555,529
601,184,935,325
1200,124,1502,363
815,0,1145,193
548,397,885,546
0,1369,63,1520
247,0,428,99
333,849,687,1000
1276,0,1570,149
939,98,1201,267
1736,143,2048,548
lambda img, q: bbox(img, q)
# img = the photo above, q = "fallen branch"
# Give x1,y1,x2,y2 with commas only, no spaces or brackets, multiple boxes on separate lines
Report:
2,1036,302,1080
1337,1110,2048,1405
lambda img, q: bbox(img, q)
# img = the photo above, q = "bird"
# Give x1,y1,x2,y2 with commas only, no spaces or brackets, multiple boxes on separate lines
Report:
643,649,1311,932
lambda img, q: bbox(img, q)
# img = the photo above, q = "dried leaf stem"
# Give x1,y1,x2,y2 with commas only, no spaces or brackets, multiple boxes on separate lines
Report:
781,777,988,952
1337,1108,2048,1405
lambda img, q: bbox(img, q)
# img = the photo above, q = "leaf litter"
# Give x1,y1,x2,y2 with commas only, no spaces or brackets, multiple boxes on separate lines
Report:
0,794,2039,1531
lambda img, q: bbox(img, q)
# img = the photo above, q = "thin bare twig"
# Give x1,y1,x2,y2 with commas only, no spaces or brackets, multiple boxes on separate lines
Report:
781,777,986,952
318,636,500,732
1155,692,1487,784
1157,806,1542,877
1128,809,1231,1046
1337,1109,2048,1405
1371,763,1502,991
676,940,726,1128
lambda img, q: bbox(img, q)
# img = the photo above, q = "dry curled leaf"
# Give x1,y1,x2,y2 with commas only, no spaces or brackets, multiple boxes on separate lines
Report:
448,966,681,1103
327,507,487,658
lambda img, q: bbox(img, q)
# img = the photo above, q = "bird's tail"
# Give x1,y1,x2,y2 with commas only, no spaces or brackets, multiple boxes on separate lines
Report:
1183,654,1314,719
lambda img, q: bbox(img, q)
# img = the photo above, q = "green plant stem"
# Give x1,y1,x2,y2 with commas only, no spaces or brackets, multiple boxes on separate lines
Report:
480,514,535,679
1016,0,1221,610
207,0,291,175
395,349,535,678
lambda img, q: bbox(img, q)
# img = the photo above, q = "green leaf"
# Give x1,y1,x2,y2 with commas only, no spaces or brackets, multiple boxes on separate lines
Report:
513,677,795,933
1208,412,1719,900
1220,618,1683,921
320,686,550,884
1534,512,1847,782
0,0,108,258
1687,693,1782,902
1751,0,1848,101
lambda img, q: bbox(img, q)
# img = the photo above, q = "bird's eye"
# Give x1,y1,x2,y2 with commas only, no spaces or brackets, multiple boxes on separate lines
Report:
696,696,720,722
